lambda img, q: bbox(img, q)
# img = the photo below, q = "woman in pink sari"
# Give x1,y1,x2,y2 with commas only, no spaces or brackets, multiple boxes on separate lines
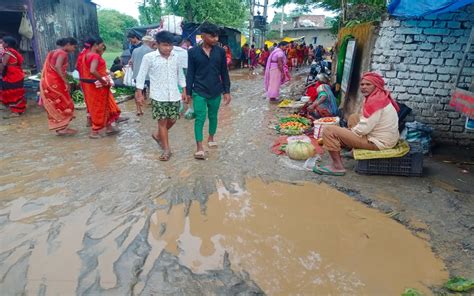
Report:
264,41,290,102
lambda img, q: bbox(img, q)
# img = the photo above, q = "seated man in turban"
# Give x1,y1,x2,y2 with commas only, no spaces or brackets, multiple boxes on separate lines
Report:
314,72,400,176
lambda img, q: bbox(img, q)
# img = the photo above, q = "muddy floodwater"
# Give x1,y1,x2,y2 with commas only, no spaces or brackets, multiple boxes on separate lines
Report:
0,71,451,295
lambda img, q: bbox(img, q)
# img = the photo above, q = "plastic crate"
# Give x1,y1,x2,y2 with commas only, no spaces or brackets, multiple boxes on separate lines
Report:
355,142,423,177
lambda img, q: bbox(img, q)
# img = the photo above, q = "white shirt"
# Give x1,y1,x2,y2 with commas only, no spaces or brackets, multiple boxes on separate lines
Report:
173,46,188,69
135,50,186,102
352,104,400,150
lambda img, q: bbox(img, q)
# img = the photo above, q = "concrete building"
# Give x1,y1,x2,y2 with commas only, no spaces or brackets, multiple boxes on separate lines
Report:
271,15,337,48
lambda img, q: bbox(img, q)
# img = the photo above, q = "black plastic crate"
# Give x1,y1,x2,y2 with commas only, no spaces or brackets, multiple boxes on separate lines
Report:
355,142,423,177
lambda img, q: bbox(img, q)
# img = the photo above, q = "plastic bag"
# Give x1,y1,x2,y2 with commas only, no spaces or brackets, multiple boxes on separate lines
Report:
160,15,183,35
184,107,195,120
179,101,185,114
123,66,135,87
19,13,33,39
303,156,321,171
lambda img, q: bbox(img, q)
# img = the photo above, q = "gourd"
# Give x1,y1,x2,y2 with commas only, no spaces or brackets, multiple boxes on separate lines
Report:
286,141,315,160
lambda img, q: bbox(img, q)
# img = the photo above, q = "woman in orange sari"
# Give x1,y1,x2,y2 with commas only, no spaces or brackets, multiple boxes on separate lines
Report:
40,37,78,135
78,37,121,138
0,36,26,118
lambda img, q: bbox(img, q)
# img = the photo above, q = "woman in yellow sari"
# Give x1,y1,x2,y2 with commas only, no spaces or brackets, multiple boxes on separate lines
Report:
40,37,78,135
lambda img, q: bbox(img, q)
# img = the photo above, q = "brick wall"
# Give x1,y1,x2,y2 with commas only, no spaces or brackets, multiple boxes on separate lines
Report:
371,5,474,145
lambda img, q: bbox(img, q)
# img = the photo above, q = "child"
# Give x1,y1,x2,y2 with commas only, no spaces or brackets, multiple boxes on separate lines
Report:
135,31,187,161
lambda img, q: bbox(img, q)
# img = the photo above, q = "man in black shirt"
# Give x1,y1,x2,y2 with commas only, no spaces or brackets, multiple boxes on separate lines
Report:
186,22,231,159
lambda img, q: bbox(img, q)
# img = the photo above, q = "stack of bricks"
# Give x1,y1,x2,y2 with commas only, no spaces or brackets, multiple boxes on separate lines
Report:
371,4,474,145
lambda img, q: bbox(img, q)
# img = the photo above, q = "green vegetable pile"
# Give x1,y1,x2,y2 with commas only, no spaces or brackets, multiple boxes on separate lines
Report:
71,90,84,104
444,277,474,292
279,115,312,126
401,288,422,296
113,86,135,96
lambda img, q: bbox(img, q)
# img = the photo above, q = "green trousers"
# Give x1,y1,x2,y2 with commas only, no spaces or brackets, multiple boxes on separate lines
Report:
193,93,222,142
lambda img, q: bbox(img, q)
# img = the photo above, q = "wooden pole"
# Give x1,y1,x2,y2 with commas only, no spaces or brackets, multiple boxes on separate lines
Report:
280,5,284,38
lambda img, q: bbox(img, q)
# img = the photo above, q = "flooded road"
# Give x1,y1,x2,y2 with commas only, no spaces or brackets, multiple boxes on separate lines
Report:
1,70,449,295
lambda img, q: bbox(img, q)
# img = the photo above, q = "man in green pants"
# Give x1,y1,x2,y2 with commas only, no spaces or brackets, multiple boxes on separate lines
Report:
186,22,231,159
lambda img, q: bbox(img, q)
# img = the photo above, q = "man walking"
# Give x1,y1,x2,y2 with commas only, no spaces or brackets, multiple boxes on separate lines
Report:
135,31,186,161
186,22,231,160
131,35,154,115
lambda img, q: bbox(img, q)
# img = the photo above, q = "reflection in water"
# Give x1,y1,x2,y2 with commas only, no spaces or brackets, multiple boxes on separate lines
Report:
0,72,449,295
149,180,447,295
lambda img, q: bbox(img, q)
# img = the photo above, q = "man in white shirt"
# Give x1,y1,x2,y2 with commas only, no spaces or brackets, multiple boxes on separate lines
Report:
135,31,187,161
131,35,154,115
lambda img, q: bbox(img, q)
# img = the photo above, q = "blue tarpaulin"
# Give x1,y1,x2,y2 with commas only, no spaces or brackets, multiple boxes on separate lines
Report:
388,0,474,17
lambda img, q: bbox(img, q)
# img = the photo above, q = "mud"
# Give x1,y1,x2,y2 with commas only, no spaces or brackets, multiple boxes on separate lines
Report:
0,68,472,295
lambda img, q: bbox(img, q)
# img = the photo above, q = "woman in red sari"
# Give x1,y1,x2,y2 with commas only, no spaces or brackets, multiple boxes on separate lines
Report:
78,37,121,138
0,36,26,118
40,37,78,135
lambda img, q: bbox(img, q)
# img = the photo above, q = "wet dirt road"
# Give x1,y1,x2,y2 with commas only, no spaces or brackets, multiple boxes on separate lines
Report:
0,70,470,295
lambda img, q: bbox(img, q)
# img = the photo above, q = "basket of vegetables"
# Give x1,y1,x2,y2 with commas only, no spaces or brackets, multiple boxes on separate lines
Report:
276,115,312,135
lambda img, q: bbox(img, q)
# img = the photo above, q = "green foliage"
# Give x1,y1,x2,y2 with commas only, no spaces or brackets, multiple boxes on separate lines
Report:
271,12,291,25
138,0,162,25
164,0,248,28
266,30,282,40
273,0,386,31
98,9,138,50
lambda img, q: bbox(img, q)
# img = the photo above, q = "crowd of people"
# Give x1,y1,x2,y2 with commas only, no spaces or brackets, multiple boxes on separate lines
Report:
1,24,401,173
240,41,330,74
0,22,231,162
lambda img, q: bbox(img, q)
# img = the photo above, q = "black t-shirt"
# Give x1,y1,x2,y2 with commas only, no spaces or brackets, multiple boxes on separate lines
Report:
186,45,231,98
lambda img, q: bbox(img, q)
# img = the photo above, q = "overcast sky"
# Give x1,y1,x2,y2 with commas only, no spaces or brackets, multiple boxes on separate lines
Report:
92,0,334,22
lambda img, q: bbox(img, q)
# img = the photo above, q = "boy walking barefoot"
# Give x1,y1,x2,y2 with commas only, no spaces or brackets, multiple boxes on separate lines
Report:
186,22,231,159
135,31,187,161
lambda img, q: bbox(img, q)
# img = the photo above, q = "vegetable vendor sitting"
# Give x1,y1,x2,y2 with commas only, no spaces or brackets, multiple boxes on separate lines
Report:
313,72,400,176
300,74,338,119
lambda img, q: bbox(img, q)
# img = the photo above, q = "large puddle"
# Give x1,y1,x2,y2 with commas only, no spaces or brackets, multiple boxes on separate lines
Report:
149,179,448,295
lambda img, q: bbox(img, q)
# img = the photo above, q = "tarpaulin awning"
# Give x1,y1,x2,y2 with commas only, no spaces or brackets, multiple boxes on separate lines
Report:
282,36,305,42
388,0,474,17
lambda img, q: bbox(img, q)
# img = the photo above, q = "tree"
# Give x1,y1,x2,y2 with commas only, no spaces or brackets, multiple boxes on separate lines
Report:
138,0,162,25
273,0,386,30
164,0,248,28
271,12,291,25
98,9,138,50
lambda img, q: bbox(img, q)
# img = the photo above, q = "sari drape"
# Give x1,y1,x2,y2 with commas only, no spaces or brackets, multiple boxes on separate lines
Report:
40,50,75,130
80,52,120,131
264,48,289,99
1,48,26,113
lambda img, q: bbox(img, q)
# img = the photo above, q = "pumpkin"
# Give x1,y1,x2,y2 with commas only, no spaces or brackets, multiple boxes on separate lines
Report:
286,141,315,160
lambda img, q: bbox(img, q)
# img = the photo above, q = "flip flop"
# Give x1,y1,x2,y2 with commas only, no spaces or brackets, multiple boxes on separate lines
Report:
194,151,207,160
159,151,172,161
152,134,163,149
116,116,130,123
312,164,346,176
89,132,100,139
56,128,78,136
208,141,218,148
106,126,120,136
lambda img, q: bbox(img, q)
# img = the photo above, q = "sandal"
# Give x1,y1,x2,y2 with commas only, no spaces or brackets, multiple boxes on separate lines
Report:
105,126,120,136
159,151,172,161
56,128,78,136
116,116,130,123
89,132,100,139
152,134,163,149
194,151,207,160
312,164,346,176
208,141,218,148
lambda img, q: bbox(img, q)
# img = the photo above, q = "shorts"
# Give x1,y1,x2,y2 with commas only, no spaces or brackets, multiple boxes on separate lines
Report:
151,100,180,120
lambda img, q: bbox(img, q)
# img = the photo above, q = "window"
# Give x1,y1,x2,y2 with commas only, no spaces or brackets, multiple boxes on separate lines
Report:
313,37,318,45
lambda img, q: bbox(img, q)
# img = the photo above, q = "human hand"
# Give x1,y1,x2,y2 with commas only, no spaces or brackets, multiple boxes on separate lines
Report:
223,93,231,106
182,92,189,104
135,90,144,106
